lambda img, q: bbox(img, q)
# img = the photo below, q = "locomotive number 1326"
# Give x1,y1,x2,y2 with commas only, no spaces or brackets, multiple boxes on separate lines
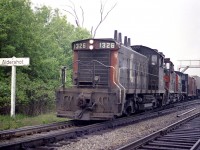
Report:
99,42,115,49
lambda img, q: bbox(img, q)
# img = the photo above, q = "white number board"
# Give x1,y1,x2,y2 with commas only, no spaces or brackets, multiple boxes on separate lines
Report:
0,57,30,66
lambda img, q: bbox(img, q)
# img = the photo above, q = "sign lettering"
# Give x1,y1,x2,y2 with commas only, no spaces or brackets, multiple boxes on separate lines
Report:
0,56,30,117
0,57,30,66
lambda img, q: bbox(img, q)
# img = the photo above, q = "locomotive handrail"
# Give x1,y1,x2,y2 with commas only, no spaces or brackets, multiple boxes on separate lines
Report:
91,60,123,104
61,59,162,104
59,60,81,88
118,67,128,110
64,59,123,104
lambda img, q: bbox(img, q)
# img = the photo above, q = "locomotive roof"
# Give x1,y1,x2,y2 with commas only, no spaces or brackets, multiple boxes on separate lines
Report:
72,38,117,44
72,38,147,58
120,44,148,59
131,45,165,58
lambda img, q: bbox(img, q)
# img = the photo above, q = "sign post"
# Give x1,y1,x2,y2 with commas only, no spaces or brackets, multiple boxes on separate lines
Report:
11,65,16,117
0,56,30,117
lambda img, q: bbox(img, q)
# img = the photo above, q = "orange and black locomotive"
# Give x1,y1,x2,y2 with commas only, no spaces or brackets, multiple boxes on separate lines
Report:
56,30,199,120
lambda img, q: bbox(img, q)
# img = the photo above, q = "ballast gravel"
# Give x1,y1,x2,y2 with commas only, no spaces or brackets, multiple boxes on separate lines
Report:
57,105,200,150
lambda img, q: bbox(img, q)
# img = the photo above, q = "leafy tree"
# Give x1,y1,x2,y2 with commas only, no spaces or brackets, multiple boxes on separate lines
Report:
0,0,90,115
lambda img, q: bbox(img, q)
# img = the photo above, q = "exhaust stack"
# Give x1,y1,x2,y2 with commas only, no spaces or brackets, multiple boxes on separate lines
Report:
124,36,128,46
128,38,131,46
114,30,118,41
119,33,122,43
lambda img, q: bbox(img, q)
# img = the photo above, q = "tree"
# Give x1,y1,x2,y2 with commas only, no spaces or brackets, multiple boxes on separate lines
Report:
63,0,117,38
0,0,91,115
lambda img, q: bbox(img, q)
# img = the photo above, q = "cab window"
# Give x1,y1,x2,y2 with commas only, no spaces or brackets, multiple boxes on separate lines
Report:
151,55,157,65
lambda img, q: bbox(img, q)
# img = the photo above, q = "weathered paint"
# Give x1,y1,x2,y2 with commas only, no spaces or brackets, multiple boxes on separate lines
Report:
110,50,118,87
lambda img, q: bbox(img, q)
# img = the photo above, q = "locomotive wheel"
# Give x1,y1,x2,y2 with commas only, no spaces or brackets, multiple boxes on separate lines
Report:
126,102,138,115
125,106,132,116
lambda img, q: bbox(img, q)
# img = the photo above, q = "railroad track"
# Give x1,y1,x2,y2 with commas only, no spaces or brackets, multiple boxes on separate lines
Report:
117,111,200,150
0,102,198,150
0,120,79,140
0,100,199,150
0,99,198,141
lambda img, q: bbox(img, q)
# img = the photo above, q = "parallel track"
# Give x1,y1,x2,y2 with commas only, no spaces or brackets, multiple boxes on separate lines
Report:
0,120,77,140
117,111,200,150
0,102,198,150
0,99,199,150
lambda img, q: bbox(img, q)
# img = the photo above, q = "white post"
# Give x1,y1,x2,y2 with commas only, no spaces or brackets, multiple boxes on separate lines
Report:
11,65,16,117
0,56,30,118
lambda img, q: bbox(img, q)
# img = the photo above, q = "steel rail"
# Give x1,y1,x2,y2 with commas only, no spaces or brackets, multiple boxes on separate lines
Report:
116,111,200,150
190,139,200,150
0,120,76,140
0,102,196,150
177,108,196,117
0,99,199,149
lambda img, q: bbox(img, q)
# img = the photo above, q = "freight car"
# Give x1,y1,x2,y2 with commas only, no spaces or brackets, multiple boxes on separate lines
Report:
175,71,188,100
56,30,199,120
193,75,200,98
188,76,197,99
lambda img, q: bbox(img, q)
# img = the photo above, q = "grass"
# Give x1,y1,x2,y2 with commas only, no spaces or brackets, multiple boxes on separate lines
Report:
0,113,68,130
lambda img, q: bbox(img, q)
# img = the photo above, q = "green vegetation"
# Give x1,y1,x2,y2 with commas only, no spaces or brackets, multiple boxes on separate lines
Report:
0,0,91,116
0,113,68,130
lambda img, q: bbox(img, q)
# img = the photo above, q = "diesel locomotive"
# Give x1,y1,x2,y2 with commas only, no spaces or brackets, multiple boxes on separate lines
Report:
56,30,199,120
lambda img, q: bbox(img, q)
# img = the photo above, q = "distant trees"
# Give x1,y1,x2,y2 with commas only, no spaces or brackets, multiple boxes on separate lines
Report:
0,0,90,115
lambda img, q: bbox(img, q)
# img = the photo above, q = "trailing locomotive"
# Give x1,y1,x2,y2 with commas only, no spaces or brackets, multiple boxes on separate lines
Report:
56,30,200,120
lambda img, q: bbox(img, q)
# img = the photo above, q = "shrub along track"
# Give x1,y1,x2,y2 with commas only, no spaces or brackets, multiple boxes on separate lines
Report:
0,99,199,150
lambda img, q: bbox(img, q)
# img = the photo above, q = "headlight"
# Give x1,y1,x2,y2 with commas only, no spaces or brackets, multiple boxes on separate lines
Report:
89,39,94,44
89,45,94,50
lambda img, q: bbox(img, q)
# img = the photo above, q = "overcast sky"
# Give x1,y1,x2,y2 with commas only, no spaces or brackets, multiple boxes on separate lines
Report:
31,0,200,76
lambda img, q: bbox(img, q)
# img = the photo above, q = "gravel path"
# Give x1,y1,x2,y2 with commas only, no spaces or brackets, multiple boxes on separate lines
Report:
57,105,200,150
